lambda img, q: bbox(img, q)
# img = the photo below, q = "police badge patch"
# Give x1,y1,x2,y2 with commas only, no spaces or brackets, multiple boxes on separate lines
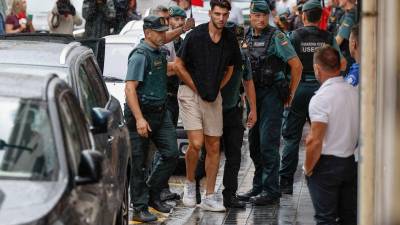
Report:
277,32,288,46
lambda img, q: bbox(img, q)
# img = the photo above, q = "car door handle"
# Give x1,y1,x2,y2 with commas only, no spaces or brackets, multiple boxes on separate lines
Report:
108,135,114,144
118,121,125,128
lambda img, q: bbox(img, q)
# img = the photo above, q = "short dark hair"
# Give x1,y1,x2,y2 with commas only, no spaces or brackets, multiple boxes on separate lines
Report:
350,24,359,43
313,45,341,72
210,0,231,11
304,8,322,23
155,5,169,13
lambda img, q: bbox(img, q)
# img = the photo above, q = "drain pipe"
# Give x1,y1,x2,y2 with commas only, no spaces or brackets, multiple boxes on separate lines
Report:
359,0,377,224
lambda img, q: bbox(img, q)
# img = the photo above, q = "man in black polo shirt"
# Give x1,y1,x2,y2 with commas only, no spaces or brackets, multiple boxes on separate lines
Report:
175,0,241,212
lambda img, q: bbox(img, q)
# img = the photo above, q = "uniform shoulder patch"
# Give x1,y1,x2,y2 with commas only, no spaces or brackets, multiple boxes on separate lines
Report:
276,32,289,46
277,32,286,40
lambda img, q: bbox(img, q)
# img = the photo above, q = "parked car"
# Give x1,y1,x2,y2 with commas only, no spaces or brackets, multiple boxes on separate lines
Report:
0,36,130,225
0,72,125,225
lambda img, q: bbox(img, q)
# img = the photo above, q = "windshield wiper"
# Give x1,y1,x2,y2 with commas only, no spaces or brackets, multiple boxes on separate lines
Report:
103,76,124,82
0,139,33,152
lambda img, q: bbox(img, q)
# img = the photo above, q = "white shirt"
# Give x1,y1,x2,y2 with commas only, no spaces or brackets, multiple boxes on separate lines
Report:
309,76,360,158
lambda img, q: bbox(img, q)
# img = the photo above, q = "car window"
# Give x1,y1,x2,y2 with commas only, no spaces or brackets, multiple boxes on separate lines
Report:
84,58,109,105
58,91,91,173
77,66,99,121
0,97,58,180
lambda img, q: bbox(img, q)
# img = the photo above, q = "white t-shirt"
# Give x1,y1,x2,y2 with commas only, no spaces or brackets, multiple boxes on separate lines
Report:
309,76,360,158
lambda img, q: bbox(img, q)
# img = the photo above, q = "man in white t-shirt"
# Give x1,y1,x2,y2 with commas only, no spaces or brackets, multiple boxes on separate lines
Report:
304,45,359,225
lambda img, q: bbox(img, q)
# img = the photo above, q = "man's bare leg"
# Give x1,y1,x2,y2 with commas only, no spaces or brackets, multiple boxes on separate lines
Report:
185,130,204,182
204,135,221,195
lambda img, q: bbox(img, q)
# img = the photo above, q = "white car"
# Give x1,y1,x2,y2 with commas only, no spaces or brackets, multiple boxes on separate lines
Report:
103,21,144,108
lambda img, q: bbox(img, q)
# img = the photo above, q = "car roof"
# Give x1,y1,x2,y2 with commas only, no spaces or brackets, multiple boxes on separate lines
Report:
0,40,83,68
0,72,56,100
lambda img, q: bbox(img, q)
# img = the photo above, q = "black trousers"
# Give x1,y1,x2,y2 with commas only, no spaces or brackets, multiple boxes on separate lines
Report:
306,155,357,225
196,106,245,202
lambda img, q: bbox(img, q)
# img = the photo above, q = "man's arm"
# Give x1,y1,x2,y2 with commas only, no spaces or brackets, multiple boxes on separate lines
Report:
125,81,152,137
304,121,327,175
243,79,257,128
219,66,234,89
174,57,197,93
165,18,195,43
167,62,175,76
287,56,302,106
335,35,344,46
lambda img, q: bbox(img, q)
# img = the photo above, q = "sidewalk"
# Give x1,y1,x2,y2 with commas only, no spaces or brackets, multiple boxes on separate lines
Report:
130,127,315,225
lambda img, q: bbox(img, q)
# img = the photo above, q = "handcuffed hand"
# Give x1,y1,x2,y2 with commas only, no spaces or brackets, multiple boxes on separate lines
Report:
247,110,257,128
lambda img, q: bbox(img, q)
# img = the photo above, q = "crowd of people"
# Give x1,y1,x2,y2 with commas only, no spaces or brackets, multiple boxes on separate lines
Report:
123,0,360,224
0,0,142,36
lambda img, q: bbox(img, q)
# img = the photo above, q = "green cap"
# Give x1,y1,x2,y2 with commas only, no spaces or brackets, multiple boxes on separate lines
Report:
143,15,169,31
302,0,322,12
250,0,270,14
169,6,187,18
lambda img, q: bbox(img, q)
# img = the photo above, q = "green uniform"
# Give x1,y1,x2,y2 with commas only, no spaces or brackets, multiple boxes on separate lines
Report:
337,7,358,72
124,39,179,211
221,49,252,110
245,25,297,199
279,25,342,189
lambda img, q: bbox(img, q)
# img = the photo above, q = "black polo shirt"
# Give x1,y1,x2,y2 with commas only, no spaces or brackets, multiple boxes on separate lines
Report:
177,23,241,102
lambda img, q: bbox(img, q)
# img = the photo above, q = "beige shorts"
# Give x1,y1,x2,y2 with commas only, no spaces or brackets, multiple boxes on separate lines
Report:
177,85,223,137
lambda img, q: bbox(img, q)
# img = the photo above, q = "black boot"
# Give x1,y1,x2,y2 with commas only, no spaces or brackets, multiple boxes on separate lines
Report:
249,191,280,206
131,208,157,223
160,188,180,201
237,189,261,202
149,199,173,213
224,195,246,208
280,177,293,195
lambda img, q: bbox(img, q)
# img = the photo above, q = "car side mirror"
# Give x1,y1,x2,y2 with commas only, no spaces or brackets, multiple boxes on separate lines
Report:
91,107,111,134
75,150,103,185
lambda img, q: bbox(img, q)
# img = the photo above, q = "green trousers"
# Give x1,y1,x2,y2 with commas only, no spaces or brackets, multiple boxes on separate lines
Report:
279,81,320,184
124,106,179,211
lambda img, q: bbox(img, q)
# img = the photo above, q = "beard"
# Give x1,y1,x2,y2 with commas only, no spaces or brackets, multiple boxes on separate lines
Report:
211,19,225,30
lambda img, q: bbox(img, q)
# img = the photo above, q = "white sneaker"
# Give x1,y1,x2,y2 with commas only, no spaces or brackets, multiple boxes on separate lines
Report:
200,193,226,212
182,181,196,207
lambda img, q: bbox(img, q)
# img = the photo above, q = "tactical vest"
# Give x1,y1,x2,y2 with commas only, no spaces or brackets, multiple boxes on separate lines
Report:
243,26,286,87
291,27,333,75
128,46,167,106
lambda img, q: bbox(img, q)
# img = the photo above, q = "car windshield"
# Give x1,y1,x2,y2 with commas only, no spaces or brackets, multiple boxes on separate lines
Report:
0,97,58,181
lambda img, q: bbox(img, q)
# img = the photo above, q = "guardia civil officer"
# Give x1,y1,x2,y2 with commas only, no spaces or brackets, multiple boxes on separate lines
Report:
335,0,358,72
124,15,179,223
279,0,345,195
237,0,302,205
327,0,344,34
154,5,188,202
